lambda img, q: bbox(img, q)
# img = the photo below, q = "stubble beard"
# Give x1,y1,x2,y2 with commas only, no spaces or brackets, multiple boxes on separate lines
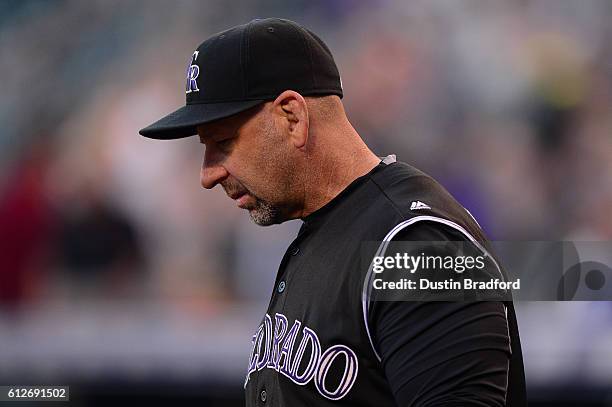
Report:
223,182,285,226
248,197,283,226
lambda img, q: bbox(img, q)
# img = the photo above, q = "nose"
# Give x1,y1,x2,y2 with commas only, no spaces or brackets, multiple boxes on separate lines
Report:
200,147,229,189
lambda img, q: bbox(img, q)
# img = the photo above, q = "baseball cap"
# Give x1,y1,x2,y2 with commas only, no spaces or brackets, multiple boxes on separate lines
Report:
139,18,343,140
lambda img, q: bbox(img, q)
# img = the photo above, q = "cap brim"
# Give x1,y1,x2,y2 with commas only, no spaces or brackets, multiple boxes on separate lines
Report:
139,99,266,140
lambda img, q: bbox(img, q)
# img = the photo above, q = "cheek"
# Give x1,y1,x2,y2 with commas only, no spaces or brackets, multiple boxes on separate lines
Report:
247,130,294,196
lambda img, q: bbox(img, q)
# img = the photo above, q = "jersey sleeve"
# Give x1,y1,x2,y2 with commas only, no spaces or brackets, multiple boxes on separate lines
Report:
368,221,512,406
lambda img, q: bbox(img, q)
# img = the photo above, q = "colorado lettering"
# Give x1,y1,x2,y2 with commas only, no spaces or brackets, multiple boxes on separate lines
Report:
245,313,359,401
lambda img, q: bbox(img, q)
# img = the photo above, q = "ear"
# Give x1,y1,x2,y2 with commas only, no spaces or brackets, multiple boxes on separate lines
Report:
272,90,309,149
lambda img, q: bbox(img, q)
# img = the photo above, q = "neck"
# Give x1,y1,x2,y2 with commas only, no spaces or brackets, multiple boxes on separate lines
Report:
298,124,381,218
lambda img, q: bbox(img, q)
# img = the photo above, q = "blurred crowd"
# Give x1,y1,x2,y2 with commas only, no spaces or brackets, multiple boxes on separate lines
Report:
0,0,611,394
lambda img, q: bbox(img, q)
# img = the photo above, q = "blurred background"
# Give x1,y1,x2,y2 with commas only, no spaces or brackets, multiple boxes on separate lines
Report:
1,0,611,405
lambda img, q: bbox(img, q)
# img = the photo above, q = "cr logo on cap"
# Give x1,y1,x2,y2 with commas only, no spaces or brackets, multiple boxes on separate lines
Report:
186,51,200,94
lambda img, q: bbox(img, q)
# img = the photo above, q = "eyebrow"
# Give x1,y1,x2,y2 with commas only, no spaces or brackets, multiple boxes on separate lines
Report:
197,128,216,142
198,129,234,145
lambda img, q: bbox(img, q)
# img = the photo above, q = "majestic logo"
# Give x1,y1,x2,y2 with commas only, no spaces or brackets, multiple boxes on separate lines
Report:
245,313,359,401
410,200,431,210
185,50,200,94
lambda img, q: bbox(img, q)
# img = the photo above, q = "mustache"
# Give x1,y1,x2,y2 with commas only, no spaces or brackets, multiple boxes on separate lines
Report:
221,180,250,198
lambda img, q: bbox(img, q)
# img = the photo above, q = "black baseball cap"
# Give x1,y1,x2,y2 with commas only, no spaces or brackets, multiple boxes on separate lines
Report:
139,18,343,140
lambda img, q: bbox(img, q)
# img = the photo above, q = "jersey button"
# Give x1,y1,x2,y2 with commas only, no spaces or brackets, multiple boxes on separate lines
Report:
290,246,300,256
277,280,286,293
260,389,267,403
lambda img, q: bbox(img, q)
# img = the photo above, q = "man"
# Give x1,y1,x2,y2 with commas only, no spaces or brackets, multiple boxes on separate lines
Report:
140,18,526,406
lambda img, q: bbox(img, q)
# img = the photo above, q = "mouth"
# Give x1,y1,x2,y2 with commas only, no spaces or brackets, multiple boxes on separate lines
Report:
228,191,246,200
229,191,251,208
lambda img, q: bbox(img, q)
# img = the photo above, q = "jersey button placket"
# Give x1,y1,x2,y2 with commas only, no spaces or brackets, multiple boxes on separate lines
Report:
277,246,298,296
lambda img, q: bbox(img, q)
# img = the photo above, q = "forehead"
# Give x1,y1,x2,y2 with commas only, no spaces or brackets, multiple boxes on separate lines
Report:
197,115,241,140
197,103,266,139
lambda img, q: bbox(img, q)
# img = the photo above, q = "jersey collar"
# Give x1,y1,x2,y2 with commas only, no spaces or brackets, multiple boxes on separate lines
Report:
301,156,396,230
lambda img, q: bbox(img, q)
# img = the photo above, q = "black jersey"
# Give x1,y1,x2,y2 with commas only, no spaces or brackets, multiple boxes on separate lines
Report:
244,156,526,406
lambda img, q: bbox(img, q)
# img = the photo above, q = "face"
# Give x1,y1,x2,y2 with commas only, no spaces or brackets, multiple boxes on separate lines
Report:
198,104,300,226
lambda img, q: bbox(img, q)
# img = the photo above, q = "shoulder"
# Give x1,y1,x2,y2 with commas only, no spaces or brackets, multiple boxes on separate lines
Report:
364,160,489,245
369,161,476,224
367,161,438,217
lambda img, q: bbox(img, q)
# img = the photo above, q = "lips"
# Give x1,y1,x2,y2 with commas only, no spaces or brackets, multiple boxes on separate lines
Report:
236,193,251,208
229,191,247,200
222,182,251,208
226,190,251,208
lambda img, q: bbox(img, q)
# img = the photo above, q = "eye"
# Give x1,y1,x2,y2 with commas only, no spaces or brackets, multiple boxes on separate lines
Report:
216,137,234,149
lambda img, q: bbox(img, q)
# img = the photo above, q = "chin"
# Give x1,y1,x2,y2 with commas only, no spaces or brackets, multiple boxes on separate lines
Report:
249,212,280,226
248,208,284,226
